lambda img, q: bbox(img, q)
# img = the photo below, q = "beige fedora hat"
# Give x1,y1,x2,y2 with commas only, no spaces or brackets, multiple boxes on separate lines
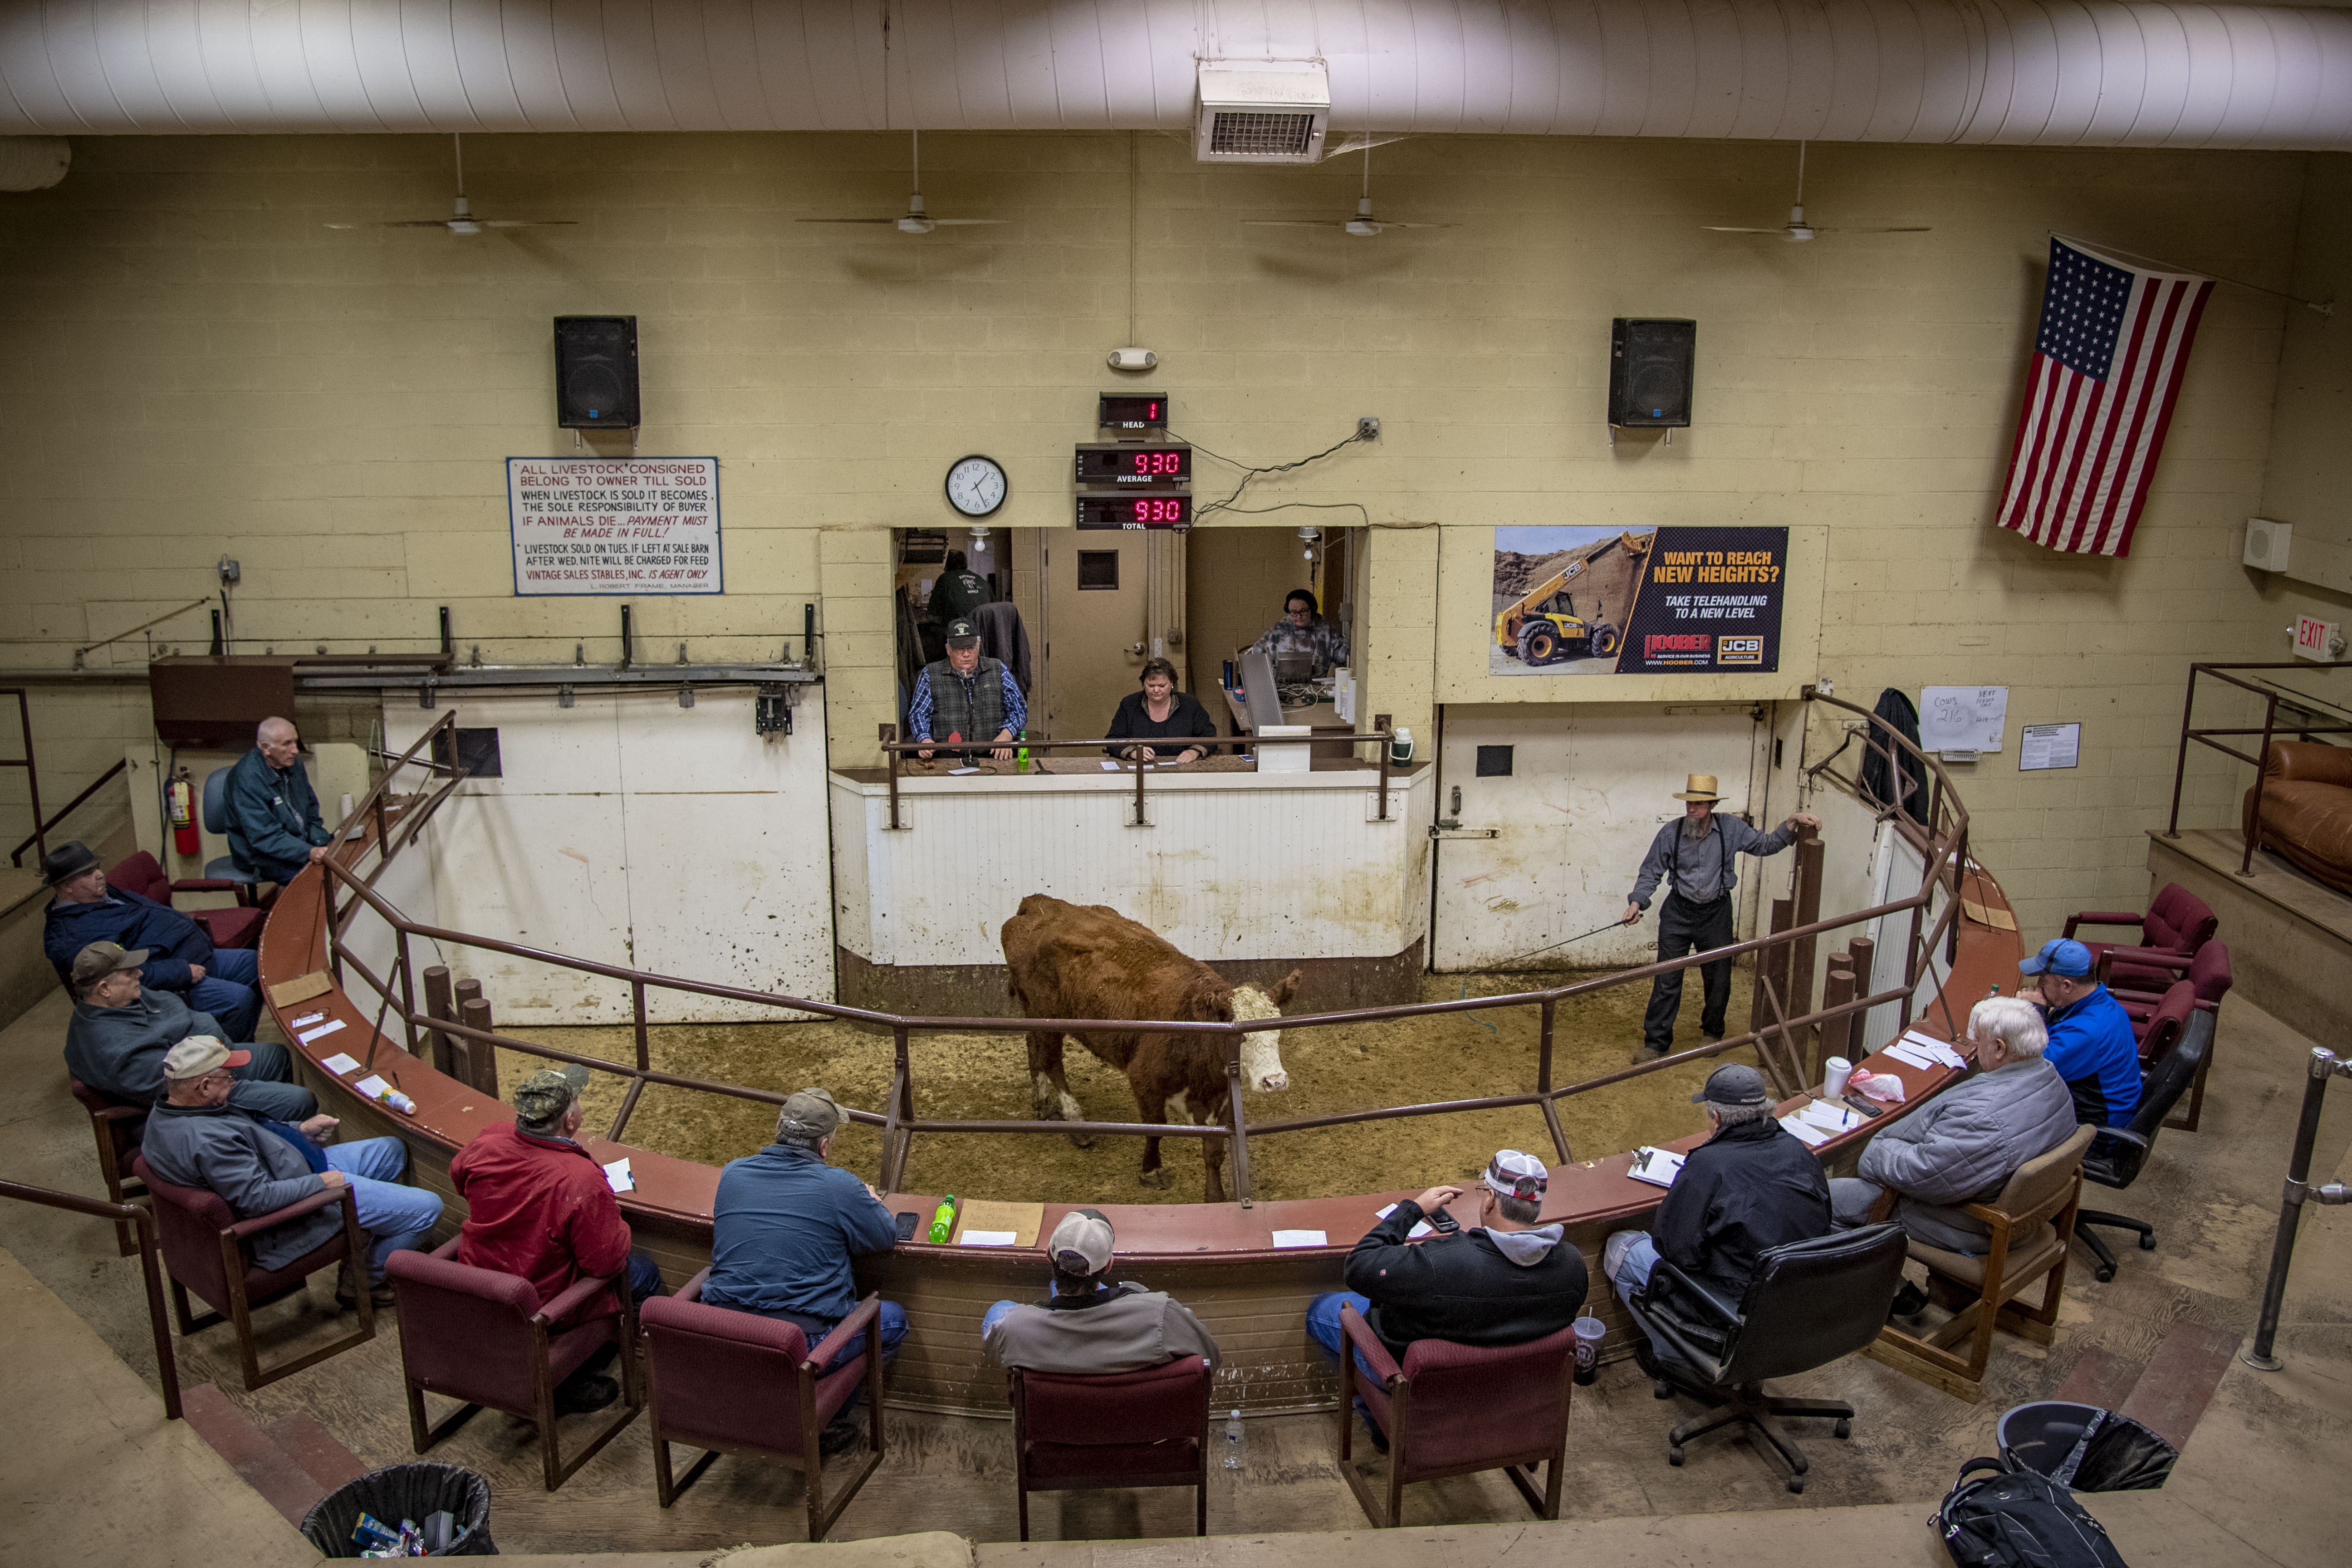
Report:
1671,773,1722,802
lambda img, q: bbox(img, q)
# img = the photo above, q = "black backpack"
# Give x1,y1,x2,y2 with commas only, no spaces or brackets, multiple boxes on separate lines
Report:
1936,1457,2130,1568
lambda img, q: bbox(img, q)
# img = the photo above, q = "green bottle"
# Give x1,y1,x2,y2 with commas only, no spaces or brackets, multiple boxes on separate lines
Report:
1016,730,1030,772
929,1194,958,1243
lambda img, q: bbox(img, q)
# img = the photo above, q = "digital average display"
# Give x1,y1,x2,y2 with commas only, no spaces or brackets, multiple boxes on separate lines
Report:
1074,444,1192,484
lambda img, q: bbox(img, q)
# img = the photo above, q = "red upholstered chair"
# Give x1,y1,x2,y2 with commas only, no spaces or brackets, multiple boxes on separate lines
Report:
640,1268,886,1541
131,1149,376,1390
109,850,265,951
69,1074,150,1256
2101,940,2230,1131
1336,1306,1576,1528
1007,1353,1213,1542
387,1237,643,1492
2063,883,2216,989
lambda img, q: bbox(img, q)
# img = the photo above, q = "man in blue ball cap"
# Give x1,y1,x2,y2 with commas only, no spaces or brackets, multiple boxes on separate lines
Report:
2017,937,2139,1128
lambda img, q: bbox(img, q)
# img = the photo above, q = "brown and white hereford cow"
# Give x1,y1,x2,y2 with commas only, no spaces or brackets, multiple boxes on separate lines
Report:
1000,894,1300,1204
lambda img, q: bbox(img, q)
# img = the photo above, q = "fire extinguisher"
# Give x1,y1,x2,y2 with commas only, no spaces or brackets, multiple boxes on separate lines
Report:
167,768,199,858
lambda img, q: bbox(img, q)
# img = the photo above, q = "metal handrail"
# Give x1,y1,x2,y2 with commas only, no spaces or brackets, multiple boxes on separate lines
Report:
0,689,47,868
0,1178,181,1419
9,758,127,867
311,688,1969,1206
2164,660,2352,875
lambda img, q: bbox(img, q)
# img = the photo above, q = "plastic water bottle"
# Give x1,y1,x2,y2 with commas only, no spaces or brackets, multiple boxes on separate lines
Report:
929,1195,958,1244
382,1090,416,1117
1016,730,1030,772
1221,1409,1245,1469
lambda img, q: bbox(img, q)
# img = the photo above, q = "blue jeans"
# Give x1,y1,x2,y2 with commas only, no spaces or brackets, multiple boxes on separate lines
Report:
188,946,261,1044
738,1299,909,1377
225,1040,317,1121
1306,1290,1394,1438
1607,1232,1675,1356
624,1251,666,1307
324,1137,442,1283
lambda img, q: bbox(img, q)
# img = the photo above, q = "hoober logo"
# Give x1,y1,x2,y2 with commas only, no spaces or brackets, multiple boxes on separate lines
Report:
1717,636,1764,665
1644,633,1712,658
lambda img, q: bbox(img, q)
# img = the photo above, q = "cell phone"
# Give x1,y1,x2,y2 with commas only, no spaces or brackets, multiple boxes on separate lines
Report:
1841,1094,1886,1120
894,1210,920,1241
1430,1209,1460,1234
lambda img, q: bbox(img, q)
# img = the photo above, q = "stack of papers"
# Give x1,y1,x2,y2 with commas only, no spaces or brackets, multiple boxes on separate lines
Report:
1797,1098,1863,1135
1271,1230,1329,1248
297,1018,347,1047
1890,1031,1968,1070
320,1052,362,1077
1375,1202,1436,1240
1627,1147,1686,1188
1779,1114,1834,1147
602,1157,634,1193
959,1230,1018,1246
353,1074,391,1099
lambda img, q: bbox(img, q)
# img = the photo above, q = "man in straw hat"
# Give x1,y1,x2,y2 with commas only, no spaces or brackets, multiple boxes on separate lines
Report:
1623,775,1818,1064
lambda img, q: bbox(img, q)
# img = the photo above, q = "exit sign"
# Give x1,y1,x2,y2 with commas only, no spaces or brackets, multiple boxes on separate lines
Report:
2293,615,2341,662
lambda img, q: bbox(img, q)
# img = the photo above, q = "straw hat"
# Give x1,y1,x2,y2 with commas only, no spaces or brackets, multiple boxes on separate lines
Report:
1671,774,1722,803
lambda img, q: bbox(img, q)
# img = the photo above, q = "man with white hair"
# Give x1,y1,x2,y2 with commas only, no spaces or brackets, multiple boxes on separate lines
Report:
223,715,334,886
1828,996,2080,1312
980,1207,1220,1375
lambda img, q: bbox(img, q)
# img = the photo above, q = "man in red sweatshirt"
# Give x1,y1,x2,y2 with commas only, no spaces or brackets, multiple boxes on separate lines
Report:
450,1063,665,1413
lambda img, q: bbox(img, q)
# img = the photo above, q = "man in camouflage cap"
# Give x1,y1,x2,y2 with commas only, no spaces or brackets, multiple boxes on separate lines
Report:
447,1062,666,1415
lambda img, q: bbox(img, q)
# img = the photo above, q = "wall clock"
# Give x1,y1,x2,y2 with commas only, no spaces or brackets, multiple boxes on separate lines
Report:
945,454,1008,517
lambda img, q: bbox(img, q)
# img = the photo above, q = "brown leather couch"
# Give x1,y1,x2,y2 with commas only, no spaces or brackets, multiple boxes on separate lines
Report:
2243,741,2352,894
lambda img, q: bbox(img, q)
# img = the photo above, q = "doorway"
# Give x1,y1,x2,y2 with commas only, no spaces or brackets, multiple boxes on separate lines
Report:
1033,528,1182,741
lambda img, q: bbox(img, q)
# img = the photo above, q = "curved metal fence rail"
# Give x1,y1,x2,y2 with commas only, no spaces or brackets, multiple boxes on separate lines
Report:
314,691,1970,1205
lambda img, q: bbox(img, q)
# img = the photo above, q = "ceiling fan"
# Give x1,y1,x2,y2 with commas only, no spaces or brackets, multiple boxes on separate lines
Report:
1702,142,1929,243
799,130,1008,235
1243,146,1452,237
325,134,577,235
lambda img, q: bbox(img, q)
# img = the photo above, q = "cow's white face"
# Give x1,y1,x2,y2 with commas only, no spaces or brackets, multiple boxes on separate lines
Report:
1231,984,1291,1093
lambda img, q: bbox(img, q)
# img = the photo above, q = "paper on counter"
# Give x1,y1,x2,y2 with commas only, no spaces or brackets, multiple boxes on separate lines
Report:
959,1230,1019,1247
603,1157,634,1193
353,1075,390,1099
949,766,981,775
319,1052,362,1076
1798,1098,1862,1134
1627,1147,1686,1188
1885,1041,1941,1070
291,1011,328,1030
1271,1230,1329,1249
1375,1202,1436,1240
1898,1031,1967,1069
298,1018,348,1046
1100,761,1121,771
1779,1115,1834,1147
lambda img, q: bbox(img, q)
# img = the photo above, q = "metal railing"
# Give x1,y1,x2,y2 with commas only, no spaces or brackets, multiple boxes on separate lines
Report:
310,691,1970,1209
0,689,47,869
10,758,126,868
0,1178,181,1419
2165,660,2352,875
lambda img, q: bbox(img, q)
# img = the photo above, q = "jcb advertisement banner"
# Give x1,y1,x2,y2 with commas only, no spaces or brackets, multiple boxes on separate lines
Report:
1489,525,1787,677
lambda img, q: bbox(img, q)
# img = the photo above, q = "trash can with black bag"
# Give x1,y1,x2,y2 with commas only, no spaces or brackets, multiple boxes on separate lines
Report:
299,1462,496,1557
1997,1402,2178,1492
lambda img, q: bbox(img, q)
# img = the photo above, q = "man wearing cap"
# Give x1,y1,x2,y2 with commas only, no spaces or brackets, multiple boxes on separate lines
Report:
908,618,1026,762
223,716,335,887
449,1064,666,1414
1602,1064,1831,1352
980,1208,1221,1375
1306,1150,1588,1443
41,840,262,1042
64,941,314,1120
703,1088,906,1446
2016,938,2141,1129
140,1037,441,1305
1622,779,1820,1064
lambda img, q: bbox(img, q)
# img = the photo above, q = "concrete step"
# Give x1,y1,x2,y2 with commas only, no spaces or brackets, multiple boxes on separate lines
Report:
181,1380,365,1529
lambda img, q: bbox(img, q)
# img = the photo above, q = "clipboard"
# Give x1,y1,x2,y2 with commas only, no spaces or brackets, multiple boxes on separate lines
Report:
951,1199,1045,1248
1961,897,2018,932
268,970,334,1008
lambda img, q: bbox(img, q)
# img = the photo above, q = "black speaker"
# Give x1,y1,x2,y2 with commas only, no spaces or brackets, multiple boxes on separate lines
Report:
554,316,640,429
1608,318,1695,428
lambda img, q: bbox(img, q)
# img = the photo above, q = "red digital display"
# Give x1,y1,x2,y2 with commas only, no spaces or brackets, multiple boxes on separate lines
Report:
1097,392,1170,430
1074,444,1192,484
1077,492,1193,529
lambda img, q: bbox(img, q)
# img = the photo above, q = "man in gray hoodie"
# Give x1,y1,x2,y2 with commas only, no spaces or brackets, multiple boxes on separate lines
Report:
63,941,314,1119
1830,996,2080,1261
980,1208,1220,1375
139,1037,441,1306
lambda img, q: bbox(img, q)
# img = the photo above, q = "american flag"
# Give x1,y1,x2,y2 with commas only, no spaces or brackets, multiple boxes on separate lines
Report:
1994,238,2214,557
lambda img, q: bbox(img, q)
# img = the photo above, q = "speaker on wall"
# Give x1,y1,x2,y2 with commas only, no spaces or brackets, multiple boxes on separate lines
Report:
554,315,640,429
1609,318,1695,428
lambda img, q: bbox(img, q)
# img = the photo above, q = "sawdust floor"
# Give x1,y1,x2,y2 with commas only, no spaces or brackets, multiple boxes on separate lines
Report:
496,967,1763,1204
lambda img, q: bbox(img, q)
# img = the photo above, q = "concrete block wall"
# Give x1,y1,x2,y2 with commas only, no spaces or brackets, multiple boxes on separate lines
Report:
0,132,2337,936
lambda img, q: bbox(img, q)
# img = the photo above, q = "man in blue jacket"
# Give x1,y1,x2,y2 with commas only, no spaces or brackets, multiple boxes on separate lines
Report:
224,716,333,886
2018,938,2140,1128
702,1088,903,1452
42,841,260,1042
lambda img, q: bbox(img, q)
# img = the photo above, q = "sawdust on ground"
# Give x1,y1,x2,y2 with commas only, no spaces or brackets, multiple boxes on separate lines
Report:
495,966,1769,1205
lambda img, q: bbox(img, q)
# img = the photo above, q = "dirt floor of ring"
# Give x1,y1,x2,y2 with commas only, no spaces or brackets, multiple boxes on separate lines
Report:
495,965,1766,1205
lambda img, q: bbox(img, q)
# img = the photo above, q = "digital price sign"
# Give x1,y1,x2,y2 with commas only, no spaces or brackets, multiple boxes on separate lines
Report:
1074,444,1192,485
1077,492,1193,529
1097,392,1169,430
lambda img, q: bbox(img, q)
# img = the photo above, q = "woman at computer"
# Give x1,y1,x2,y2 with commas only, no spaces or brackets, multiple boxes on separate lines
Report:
1104,659,1220,765
1251,588,1350,679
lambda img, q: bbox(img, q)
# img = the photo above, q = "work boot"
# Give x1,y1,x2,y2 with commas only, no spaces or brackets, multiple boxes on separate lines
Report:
1887,1281,1930,1322
818,1419,864,1458
1629,1043,1668,1067
1701,1032,1724,1046
553,1374,620,1415
333,1263,395,1311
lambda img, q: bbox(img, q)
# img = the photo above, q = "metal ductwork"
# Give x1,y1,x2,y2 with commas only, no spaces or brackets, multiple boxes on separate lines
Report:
0,1,2347,150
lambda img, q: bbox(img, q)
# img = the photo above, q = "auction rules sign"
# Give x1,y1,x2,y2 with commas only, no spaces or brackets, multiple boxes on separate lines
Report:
507,457,722,595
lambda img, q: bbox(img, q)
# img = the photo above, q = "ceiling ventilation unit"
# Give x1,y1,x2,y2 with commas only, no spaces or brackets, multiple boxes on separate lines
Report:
1195,60,1330,165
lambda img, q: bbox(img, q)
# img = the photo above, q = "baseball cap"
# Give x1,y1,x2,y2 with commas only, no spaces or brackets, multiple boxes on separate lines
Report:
162,1035,251,1080
775,1086,846,1142
1048,1207,1116,1274
1692,1063,1772,1109
71,941,148,991
2019,938,2093,979
944,618,980,646
513,1063,589,1123
1482,1149,1549,1202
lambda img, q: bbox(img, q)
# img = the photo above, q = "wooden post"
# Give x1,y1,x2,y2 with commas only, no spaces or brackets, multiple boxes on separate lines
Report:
1846,936,1877,1052
455,978,496,1097
422,965,458,1079
1787,831,1825,1060
1819,959,1856,1083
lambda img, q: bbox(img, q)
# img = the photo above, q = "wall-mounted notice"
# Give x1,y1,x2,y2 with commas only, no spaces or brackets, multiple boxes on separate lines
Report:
508,457,721,595
2019,723,2081,771
1490,524,1788,676
1920,686,2008,754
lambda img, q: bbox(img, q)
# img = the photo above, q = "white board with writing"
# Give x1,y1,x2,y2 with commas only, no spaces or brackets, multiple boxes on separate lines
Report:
1919,686,2007,753
508,457,722,595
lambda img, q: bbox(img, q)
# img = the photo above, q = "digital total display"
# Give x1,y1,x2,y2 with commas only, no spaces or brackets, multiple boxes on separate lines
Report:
1077,492,1193,529
1074,444,1192,484
1097,392,1169,430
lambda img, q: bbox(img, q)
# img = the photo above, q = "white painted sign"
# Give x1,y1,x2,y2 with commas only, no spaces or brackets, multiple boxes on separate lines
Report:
507,456,721,595
1920,686,2008,754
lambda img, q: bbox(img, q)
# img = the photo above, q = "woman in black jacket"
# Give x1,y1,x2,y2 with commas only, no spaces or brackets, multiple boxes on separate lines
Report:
1103,658,1220,764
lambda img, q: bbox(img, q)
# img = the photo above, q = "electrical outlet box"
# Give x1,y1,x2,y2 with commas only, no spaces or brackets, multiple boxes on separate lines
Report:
1357,416,1380,441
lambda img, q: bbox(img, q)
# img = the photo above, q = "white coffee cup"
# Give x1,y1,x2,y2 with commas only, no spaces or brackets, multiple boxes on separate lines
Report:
1823,1056,1854,1099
